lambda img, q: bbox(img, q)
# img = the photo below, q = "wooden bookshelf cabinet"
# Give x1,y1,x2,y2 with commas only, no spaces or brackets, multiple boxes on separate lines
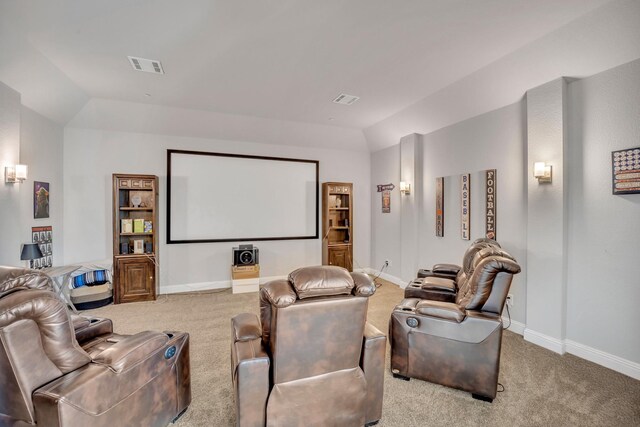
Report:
322,182,353,271
112,174,158,304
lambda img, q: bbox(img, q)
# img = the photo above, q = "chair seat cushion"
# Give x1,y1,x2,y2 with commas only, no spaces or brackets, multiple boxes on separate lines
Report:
288,266,354,299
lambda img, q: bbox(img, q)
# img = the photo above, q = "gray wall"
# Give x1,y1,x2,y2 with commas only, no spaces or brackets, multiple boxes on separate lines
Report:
370,144,401,279
369,59,640,374
63,128,371,292
370,101,528,322
566,59,640,363
0,82,64,266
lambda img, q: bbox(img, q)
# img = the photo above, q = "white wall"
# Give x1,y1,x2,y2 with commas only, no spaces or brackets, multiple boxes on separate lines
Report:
370,144,401,280
525,79,568,351
370,101,528,322
0,82,22,265
63,128,371,292
20,106,65,265
364,0,640,152
566,59,640,365
0,81,64,266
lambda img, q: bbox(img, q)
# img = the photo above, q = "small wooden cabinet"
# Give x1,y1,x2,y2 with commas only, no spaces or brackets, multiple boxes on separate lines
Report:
322,182,353,271
112,174,158,304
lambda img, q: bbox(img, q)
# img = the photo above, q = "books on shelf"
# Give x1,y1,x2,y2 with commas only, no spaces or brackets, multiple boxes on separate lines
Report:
133,239,144,254
144,220,153,233
133,219,144,233
121,219,133,233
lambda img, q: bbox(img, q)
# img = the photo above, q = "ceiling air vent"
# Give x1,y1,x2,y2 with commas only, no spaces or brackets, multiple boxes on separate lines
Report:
332,93,359,105
127,56,164,74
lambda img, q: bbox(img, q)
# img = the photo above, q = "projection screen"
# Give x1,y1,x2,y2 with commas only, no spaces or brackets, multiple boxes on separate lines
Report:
167,150,319,243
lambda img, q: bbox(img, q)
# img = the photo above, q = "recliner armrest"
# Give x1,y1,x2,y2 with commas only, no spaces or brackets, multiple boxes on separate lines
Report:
432,263,461,276
92,331,168,373
419,277,456,293
361,322,385,425
416,300,466,322
231,314,270,427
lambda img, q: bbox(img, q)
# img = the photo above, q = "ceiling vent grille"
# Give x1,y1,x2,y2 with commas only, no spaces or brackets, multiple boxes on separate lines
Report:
332,93,359,105
127,56,164,74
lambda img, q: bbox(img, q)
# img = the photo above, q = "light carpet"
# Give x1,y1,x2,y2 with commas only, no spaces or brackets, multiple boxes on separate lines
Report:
87,280,640,427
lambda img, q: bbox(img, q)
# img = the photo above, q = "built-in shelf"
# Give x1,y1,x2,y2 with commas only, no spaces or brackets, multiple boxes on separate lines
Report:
322,182,353,271
113,173,159,304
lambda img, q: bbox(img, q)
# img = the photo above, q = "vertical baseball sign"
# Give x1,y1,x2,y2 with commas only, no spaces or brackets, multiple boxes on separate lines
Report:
485,169,497,240
436,177,444,237
461,174,470,240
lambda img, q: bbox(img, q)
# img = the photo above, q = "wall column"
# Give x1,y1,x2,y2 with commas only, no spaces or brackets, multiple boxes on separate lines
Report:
0,82,22,265
400,133,423,283
525,78,568,353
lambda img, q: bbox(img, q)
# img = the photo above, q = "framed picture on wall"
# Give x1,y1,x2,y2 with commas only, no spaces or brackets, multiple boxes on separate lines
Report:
612,147,640,194
34,181,50,219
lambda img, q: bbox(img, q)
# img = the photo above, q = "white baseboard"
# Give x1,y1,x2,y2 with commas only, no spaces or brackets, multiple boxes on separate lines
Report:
161,280,230,294
565,340,640,380
523,328,566,354
502,318,526,335
161,275,288,294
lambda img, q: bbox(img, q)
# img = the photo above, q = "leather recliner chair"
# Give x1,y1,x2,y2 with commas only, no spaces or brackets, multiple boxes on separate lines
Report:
405,238,500,302
390,247,521,402
0,267,114,345
231,266,386,427
0,266,191,426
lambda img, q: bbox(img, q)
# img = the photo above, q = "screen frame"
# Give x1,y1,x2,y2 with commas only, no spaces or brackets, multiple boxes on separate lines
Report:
166,149,319,244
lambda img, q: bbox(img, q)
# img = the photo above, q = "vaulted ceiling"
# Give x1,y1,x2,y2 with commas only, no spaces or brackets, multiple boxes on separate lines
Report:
0,0,612,133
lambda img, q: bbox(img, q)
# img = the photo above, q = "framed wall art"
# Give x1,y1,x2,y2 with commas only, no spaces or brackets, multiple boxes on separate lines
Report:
612,147,640,195
34,181,50,219
485,169,496,240
436,177,444,237
461,174,470,240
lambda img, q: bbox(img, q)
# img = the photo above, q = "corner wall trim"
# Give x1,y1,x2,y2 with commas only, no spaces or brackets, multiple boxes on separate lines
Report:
523,328,566,354
565,340,640,380
502,318,526,335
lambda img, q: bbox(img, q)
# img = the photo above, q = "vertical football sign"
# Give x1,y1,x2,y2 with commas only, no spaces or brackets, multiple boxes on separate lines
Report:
461,174,470,240
485,169,496,240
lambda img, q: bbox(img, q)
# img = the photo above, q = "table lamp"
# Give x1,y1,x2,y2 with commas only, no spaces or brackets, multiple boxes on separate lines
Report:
20,243,43,269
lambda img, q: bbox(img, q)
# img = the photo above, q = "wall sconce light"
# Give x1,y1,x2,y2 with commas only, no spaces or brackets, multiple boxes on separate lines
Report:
400,181,411,195
5,164,28,183
533,162,552,183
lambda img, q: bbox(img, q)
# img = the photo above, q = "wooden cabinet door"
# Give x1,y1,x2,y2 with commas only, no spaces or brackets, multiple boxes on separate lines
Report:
328,247,352,271
115,257,155,303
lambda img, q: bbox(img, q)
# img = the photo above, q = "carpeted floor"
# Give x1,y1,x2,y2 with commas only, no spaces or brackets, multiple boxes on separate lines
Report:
87,280,640,427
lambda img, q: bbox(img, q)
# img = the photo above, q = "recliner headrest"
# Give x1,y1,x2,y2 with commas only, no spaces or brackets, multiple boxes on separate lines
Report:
288,266,354,299
462,241,500,274
471,247,518,269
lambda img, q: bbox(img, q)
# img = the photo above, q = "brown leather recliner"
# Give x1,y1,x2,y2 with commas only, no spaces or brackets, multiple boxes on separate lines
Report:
390,247,521,402
405,238,501,302
231,266,386,427
0,267,114,345
0,266,191,426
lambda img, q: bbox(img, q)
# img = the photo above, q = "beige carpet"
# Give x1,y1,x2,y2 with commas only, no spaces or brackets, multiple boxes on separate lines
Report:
87,280,640,427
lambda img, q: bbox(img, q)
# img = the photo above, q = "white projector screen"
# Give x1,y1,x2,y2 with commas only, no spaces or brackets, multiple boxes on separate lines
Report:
167,150,319,243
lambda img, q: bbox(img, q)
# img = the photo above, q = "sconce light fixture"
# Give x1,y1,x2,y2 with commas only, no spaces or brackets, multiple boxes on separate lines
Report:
533,162,552,183
5,164,28,183
400,181,411,195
